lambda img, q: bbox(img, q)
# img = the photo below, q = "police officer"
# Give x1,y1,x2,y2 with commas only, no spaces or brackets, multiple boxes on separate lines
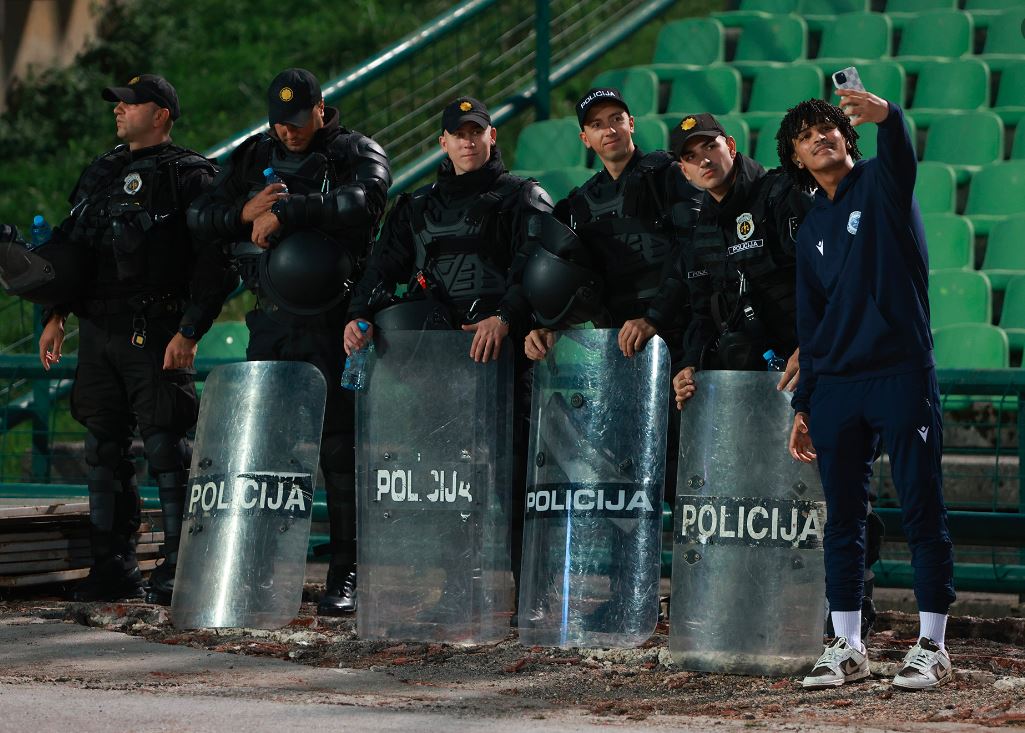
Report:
187,68,391,616
16,75,228,603
343,97,553,615
524,87,694,362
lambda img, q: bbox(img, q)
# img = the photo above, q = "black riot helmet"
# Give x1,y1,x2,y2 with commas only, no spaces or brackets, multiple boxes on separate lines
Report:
372,298,454,332
521,214,603,328
258,229,353,316
0,232,89,306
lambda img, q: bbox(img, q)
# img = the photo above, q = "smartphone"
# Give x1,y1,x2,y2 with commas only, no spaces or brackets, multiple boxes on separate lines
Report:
832,66,865,92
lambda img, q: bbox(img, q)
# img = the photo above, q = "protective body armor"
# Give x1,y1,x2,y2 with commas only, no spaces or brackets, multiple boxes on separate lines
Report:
563,151,677,324
406,175,525,317
68,143,216,303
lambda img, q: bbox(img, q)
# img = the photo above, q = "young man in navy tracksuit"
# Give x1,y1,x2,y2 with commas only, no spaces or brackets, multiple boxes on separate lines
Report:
777,89,955,690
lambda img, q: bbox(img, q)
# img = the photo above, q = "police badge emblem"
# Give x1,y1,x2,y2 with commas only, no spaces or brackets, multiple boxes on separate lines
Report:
459,101,473,112
736,212,755,242
123,172,143,195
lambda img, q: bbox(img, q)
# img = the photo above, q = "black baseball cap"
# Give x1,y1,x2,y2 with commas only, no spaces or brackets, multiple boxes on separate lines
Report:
268,68,323,127
670,113,728,156
576,87,630,128
442,97,491,133
102,74,181,120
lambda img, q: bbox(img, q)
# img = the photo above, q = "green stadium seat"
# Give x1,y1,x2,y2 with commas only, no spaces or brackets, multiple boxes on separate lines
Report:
514,118,585,171
1013,123,1025,160
652,18,726,66
964,161,1025,234
979,9,1025,72
966,0,1025,28
924,213,974,271
712,0,798,29
531,167,594,203
197,321,249,361
798,0,871,30
591,117,669,168
929,269,993,328
981,215,1025,290
915,162,957,213
821,60,906,107
665,113,752,156
591,68,659,116
811,13,893,75
731,15,809,75
922,110,1004,183
998,275,1025,353
896,10,972,73
992,62,1025,126
907,59,990,128
753,117,784,169
854,114,917,160
932,322,1008,368
664,66,743,116
744,64,824,131
886,0,958,30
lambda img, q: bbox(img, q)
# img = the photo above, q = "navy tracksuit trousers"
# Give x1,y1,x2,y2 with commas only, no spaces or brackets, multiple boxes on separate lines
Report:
808,367,955,614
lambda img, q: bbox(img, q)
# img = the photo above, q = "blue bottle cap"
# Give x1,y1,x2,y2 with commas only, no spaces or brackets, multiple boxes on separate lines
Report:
263,167,275,178
357,321,370,332
33,214,45,226
763,350,775,361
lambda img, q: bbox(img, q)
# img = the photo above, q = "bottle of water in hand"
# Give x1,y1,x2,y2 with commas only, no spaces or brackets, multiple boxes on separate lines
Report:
341,321,373,391
763,349,786,372
263,167,288,194
29,214,52,248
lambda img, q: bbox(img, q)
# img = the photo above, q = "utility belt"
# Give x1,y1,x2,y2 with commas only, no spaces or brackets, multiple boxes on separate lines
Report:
80,292,186,350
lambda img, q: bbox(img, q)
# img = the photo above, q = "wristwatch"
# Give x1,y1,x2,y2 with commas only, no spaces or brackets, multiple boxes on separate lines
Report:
178,324,197,339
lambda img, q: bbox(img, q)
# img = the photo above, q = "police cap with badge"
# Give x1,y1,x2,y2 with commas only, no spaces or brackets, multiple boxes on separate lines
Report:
575,87,630,128
669,113,727,158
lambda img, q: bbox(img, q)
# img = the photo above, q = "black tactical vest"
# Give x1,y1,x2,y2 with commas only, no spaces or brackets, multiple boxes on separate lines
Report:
406,175,524,312
566,152,675,321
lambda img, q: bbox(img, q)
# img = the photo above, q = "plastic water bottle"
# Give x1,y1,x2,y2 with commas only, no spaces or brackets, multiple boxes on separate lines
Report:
263,167,288,193
763,349,786,372
341,321,373,391
29,215,52,247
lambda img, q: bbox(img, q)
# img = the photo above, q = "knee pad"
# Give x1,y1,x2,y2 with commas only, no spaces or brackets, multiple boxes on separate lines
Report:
84,432,128,472
143,431,188,476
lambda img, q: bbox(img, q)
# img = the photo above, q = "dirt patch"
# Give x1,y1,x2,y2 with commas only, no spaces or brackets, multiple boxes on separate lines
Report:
3,594,1025,728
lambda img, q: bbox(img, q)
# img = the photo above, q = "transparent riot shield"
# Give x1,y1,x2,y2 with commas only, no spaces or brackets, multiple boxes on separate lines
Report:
171,362,326,629
518,329,669,649
670,371,826,675
356,331,513,644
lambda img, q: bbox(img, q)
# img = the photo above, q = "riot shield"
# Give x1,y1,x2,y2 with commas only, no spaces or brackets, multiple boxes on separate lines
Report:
670,371,826,675
356,331,513,644
518,329,669,649
170,361,326,629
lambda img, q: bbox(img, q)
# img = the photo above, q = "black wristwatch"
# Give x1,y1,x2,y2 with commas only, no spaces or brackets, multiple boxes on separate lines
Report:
178,324,197,339
495,309,510,325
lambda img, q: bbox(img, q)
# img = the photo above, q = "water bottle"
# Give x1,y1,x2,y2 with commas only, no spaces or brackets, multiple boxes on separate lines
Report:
29,214,52,247
263,167,288,194
341,321,373,391
763,349,786,372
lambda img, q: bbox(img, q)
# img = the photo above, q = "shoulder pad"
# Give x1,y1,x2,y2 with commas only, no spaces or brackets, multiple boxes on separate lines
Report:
411,182,436,200
87,145,131,169
521,180,554,212
637,150,675,173
164,146,218,173
328,131,388,164
225,133,272,166
761,167,801,202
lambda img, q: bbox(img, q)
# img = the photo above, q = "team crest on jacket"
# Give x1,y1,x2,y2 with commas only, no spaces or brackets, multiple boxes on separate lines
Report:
123,172,143,195
847,210,861,235
736,212,755,241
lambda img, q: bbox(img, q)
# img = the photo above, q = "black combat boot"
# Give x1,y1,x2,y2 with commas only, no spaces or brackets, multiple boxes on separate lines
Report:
318,474,357,616
72,475,144,602
146,473,186,605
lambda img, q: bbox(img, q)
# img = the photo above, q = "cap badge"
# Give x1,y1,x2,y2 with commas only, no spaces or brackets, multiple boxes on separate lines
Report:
681,117,697,131
736,212,754,242
459,101,473,112
128,76,140,85
279,87,294,102
123,172,143,195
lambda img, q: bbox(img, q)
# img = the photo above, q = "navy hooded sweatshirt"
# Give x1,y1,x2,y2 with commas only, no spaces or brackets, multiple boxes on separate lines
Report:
792,102,934,415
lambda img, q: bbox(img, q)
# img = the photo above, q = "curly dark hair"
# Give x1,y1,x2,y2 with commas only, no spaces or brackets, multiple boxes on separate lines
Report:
775,98,862,192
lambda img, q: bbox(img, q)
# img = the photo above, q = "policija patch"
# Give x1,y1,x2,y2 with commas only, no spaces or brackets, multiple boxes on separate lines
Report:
736,212,755,241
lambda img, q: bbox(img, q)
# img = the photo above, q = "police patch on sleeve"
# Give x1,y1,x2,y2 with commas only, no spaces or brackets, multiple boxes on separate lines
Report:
736,212,754,242
847,210,861,235
123,172,143,195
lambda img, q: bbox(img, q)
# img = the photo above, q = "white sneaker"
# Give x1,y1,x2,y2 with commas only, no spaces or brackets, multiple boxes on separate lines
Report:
801,636,871,689
892,637,953,690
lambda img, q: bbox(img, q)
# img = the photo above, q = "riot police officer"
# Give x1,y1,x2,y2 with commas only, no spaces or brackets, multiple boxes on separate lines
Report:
187,68,391,616
523,87,695,361
5,75,229,603
343,97,553,617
